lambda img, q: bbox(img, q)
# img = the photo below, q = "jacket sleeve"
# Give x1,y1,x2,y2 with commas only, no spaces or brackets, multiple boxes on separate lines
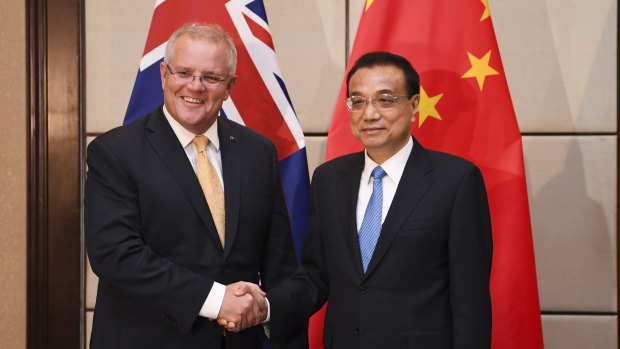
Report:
449,165,493,348
258,144,311,348
268,167,329,347
258,144,299,290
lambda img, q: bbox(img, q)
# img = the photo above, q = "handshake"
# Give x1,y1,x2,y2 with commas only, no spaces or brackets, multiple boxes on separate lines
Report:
214,281,268,332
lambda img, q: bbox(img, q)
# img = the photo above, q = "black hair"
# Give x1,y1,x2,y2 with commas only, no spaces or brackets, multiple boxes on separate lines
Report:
346,51,420,97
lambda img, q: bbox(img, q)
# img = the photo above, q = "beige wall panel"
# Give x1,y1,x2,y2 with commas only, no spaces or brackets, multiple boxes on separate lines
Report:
542,315,617,349
85,136,99,310
265,1,345,133
0,0,27,347
493,0,617,132
86,0,154,133
523,136,617,311
305,136,327,178
86,256,99,310
87,311,94,349
348,0,365,56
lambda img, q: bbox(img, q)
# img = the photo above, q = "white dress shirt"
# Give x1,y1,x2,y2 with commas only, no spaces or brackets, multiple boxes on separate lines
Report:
162,106,226,319
356,136,414,232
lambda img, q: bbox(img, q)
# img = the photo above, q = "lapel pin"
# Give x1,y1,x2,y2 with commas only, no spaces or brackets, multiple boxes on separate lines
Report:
229,136,237,142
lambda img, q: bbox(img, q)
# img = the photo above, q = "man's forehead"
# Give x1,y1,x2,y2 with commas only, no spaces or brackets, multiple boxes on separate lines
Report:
350,88,397,96
349,65,406,94
170,37,228,66
175,35,223,50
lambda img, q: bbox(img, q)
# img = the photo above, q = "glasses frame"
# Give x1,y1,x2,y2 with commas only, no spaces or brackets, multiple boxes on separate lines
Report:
165,63,229,86
344,94,411,112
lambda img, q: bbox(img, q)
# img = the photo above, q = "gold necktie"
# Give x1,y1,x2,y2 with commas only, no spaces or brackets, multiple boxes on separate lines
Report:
193,135,225,247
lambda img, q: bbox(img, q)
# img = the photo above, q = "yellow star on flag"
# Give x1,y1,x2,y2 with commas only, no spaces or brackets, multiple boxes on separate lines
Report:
418,86,443,127
365,0,374,11
480,0,490,21
462,50,499,91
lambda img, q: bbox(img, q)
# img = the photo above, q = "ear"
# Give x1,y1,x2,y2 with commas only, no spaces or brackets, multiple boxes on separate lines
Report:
410,94,421,122
160,62,168,90
223,75,238,100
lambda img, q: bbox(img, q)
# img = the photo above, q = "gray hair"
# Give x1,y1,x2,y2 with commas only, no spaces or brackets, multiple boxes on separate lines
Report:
164,23,237,75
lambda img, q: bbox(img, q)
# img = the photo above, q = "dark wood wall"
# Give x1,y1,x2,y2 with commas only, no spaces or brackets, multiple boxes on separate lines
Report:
27,0,84,347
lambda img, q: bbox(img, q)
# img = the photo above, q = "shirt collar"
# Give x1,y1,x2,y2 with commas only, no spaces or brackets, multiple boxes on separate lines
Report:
162,104,220,151
362,136,413,184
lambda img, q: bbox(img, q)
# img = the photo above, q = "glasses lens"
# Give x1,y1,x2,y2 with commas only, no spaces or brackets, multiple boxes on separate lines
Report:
203,75,224,84
349,96,367,111
174,71,193,83
376,94,398,109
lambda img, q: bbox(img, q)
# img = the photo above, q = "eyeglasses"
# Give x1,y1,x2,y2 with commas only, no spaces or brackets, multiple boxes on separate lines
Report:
344,94,410,112
165,63,229,86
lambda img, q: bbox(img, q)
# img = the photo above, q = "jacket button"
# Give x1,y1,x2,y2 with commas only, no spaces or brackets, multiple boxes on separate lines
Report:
354,328,359,335
222,268,230,275
359,286,368,294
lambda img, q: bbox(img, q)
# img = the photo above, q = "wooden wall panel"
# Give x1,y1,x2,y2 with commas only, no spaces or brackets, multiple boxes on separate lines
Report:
27,0,84,347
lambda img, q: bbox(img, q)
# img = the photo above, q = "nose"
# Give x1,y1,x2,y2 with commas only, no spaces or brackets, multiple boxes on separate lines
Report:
362,100,381,120
188,76,205,90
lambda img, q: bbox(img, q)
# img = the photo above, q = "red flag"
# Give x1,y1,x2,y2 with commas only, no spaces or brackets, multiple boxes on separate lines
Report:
317,0,543,348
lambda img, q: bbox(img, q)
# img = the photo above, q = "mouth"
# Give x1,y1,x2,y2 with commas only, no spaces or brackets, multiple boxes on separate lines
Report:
182,96,204,104
362,126,384,134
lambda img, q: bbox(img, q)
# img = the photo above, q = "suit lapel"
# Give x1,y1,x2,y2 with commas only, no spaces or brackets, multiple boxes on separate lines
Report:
363,138,434,279
338,152,365,279
145,108,223,251
218,118,241,260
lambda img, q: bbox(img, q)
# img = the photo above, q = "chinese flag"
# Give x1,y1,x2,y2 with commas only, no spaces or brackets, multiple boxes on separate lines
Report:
314,0,544,348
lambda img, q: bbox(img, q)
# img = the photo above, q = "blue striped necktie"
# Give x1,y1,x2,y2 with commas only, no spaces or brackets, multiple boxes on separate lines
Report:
359,166,387,273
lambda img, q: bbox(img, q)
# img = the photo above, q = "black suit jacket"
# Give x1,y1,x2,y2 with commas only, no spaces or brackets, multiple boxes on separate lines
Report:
269,137,492,349
85,106,300,348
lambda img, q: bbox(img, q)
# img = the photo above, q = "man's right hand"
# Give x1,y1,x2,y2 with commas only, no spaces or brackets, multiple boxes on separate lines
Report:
216,281,267,332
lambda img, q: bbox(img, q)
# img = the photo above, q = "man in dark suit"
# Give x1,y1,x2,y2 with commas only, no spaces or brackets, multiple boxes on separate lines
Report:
264,52,493,348
85,23,300,348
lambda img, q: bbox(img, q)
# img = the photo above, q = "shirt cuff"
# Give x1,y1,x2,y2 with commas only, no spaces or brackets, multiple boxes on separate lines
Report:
262,297,271,338
198,282,226,319
262,297,271,324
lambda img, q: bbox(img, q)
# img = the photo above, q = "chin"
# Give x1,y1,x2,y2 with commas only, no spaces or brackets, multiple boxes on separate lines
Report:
361,135,387,146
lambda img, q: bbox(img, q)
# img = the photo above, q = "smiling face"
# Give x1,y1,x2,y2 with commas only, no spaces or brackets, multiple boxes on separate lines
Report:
160,33,237,134
348,65,420,164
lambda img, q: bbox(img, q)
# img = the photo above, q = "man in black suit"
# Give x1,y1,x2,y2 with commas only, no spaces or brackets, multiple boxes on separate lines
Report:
262,52,493,348
85,23,300,348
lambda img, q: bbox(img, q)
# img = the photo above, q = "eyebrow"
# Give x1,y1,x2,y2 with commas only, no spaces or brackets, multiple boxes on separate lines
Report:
350,88,396,96
171,65,225,75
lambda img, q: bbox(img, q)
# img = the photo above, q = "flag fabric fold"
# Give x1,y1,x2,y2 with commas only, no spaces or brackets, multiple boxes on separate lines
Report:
321,1,543,348
124,0,310,259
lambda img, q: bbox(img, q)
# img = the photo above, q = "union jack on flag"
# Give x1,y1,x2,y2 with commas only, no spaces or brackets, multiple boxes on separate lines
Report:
124,0,310,258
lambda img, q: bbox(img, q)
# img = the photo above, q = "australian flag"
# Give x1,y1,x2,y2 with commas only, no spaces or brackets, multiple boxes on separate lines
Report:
124,0,310,259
